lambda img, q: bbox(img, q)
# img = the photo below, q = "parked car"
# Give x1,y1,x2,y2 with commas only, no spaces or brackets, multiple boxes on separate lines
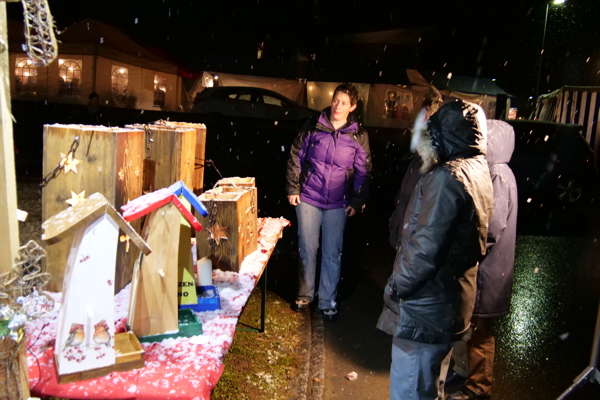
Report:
191,86,319,124
506,119,599,207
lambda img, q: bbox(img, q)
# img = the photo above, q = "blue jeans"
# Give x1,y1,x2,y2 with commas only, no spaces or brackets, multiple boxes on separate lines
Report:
390,337,453,400
296,201,347,310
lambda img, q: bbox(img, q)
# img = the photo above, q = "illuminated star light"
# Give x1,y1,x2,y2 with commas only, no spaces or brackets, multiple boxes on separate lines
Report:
60,152,82,174
65,190,86,207
208,223,228,244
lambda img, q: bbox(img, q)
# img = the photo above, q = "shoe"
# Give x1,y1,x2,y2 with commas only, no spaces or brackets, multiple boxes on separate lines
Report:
447,387,490,400
444,371,467,388
292,299,310,312
321,308,338,322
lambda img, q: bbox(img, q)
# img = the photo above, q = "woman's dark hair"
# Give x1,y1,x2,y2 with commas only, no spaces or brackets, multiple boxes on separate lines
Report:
421,87,443,114
333,83,359,106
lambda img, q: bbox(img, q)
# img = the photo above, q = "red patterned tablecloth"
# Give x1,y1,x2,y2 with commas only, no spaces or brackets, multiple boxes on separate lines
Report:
26,217,290,400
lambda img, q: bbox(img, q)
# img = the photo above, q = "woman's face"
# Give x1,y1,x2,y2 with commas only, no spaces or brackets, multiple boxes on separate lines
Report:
330,92,357,123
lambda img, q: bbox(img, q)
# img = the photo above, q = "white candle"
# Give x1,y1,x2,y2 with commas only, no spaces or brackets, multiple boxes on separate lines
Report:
197,257,213,286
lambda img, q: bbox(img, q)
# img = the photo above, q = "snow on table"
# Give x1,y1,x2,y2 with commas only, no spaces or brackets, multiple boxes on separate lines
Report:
26,217,290,400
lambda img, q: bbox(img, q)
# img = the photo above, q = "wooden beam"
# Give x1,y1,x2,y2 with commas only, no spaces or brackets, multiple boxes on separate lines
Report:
0,4,28,399
0,2,19,276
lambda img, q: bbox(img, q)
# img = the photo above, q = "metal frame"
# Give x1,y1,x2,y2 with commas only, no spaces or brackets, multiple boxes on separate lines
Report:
556,301,600,399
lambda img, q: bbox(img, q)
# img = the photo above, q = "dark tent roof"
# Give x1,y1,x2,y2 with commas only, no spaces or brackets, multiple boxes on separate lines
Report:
8,19,178,74
421,71,513,97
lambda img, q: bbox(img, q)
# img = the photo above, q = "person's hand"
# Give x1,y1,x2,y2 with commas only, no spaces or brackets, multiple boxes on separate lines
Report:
345,206,356,217
288,195,301,206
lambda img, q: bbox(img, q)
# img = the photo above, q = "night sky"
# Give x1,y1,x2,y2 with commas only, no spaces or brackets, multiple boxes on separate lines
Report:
6,0,600,107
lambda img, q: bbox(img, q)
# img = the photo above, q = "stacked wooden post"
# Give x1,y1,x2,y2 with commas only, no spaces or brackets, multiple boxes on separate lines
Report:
124,123,196,193
41,125,145,293
196,177,258,272
161,121,207,195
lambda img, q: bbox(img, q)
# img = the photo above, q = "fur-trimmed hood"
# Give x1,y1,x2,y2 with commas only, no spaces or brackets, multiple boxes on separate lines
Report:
413,100,487,173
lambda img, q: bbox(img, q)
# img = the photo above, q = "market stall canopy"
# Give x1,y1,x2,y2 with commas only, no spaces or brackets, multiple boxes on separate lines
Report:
419,70,513,97
8,19,178,74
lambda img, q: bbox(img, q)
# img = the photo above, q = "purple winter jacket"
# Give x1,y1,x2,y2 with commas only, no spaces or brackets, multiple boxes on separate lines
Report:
286,108,372,210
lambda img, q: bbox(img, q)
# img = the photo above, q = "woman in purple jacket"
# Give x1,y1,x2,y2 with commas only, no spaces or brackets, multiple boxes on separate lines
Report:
285,83,372,322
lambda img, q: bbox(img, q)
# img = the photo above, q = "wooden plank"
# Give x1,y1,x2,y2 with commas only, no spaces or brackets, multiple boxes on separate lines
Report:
41,125,144,292
578,91,588,131
114,130,145,290
163,122,207,195
196,187,258,272
570,91,579,125
560,91,570,124
587,92,597,147
126,124,196,191
1,6,27,397
217,177,256,188
129,203,181,337
0,2,19,278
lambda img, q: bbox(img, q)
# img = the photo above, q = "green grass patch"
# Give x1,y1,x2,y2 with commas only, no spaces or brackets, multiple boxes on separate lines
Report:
212,287,304,400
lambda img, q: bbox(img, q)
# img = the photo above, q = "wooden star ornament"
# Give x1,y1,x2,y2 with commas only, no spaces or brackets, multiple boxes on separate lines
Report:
208,222,228,245
65,190,86,207
60,152,82,174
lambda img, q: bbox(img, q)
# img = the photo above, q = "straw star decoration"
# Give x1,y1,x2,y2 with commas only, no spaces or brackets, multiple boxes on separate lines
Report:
60,152,82,174
208,223,228,245
65,190,86,207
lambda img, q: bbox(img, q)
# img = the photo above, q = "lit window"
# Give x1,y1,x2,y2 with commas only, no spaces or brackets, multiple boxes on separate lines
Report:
14,58,37,95
58,59,82,96
153,74,167,108
111,66,128,105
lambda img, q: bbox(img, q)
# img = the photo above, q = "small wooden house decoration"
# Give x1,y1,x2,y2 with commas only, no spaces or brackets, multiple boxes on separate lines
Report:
168,181,208,306
196,177,258,272
41,192,151,381
121,187,203,338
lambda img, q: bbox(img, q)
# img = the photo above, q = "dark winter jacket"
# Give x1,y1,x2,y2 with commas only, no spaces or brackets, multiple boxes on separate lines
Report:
376,154,423,335
388,154,423,250
387,100,493,344
472,119,518,319
286,108,372,210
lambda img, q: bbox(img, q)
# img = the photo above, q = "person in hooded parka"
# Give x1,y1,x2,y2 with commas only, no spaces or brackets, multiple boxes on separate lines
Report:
386,99,494,400
447,119,518,400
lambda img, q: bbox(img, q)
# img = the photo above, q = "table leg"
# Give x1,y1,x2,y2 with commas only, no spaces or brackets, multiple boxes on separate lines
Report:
260,266,267,333
236,265,268,333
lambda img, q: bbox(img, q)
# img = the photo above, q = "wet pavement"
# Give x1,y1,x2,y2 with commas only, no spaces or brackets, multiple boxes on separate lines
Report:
178,118,600,399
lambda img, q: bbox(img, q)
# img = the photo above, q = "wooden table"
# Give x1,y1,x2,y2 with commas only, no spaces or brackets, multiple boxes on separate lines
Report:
25,217,290,400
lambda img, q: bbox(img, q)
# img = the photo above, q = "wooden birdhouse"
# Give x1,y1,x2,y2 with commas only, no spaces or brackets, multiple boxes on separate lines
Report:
168,181,208,306
121,188,203,338
42,124,145,293
41,192,151,382
124,123,196,193
196,180,258,272
161,121,207,195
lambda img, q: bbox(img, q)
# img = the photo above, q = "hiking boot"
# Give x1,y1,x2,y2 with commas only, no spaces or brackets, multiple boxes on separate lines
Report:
292,299,310,312
321,308,338,322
